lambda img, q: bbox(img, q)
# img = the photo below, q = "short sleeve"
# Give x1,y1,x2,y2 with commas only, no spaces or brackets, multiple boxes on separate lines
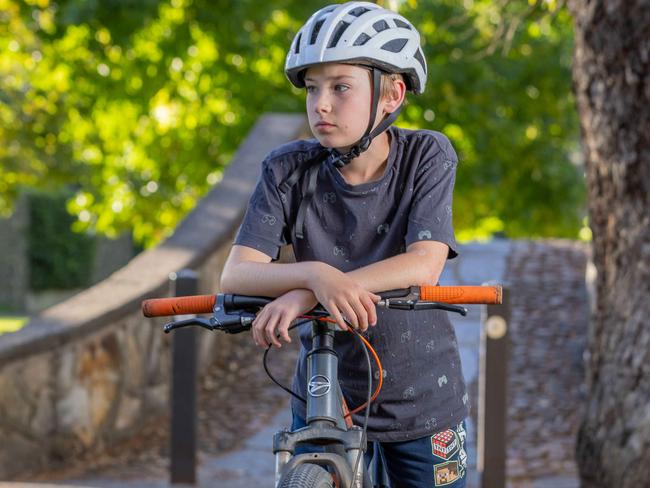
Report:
234,160,289,260
405,143,459,259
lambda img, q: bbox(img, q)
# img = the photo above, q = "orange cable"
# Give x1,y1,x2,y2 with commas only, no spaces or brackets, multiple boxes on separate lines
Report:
298,315,384,418
346,329,383,417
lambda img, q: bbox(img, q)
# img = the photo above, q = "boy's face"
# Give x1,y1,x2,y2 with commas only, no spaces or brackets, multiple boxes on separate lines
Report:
304,63,381,151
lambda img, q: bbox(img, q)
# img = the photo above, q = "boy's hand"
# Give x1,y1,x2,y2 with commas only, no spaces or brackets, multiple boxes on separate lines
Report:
310,265,380,332
252,289,318,348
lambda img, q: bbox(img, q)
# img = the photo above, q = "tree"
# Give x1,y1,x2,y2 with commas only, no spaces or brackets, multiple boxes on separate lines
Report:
1,0,584,245
569,1,650,486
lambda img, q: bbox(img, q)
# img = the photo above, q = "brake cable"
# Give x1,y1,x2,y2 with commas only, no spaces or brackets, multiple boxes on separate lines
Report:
262,319,312,404
262,315,377,486
261,315,384,414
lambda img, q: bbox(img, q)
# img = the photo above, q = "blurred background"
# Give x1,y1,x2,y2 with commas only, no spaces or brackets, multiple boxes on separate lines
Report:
0,0,584,325
0,1,596,486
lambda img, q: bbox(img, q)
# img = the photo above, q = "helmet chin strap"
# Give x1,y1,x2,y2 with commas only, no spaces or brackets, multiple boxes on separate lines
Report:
330,67,403,168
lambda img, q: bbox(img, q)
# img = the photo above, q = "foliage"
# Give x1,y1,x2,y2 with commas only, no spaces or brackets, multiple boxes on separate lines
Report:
28,188,95,289
0,0,584,245
398,0,583,239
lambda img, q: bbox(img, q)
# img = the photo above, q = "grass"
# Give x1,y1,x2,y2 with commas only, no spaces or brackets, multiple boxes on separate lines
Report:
0,316,28,335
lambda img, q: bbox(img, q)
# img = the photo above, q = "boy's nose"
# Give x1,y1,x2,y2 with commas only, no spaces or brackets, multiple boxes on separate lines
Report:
313,93,332,113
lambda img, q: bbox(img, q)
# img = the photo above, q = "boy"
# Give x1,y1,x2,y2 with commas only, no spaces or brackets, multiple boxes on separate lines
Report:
221,2,468,486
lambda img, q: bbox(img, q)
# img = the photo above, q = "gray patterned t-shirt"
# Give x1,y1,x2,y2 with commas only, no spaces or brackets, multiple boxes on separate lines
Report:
234,125,469,442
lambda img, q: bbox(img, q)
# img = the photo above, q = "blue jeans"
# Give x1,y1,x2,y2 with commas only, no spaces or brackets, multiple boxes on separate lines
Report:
291,414,468,488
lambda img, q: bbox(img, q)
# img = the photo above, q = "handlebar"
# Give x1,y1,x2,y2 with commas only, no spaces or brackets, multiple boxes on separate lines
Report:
142,285,502,318
144,285,503,433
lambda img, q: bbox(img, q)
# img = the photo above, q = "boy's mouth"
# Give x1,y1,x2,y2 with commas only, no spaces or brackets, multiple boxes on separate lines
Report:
315,121,336,133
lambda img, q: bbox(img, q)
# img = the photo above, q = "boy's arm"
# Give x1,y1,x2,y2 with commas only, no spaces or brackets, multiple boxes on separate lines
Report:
347,240,449,292
221,245,379,331
220,245,316,297
221,241,448,347
221,241,447,297
221,241,447,331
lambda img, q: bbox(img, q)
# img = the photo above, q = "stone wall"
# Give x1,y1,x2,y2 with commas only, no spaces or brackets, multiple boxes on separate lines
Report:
0,114,308,479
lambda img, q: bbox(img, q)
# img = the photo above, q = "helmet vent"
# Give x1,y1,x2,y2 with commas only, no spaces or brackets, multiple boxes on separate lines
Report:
373,20,390,33
381,38,408,53
294,33,302,53
349,6,371,17
394,19,412,30
353,32,371,46
414,47,427,73
310,19,325,45
285,4,427,95
328,21,350,48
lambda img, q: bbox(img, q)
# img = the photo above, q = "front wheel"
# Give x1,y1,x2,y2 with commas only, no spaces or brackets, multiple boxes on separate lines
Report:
279,463,334,488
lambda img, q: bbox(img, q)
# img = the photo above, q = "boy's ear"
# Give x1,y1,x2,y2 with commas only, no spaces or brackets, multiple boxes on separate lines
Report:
384,78,407,114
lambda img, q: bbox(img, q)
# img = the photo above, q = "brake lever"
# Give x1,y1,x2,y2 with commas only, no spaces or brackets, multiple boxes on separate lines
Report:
211,313,255,333
164,317,214,333
211,294,256,333
163,294,257,334
163,315,256,334
377,299,468,316
426,303,468,316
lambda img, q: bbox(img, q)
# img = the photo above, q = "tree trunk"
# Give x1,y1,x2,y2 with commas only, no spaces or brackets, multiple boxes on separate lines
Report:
568,1,650,487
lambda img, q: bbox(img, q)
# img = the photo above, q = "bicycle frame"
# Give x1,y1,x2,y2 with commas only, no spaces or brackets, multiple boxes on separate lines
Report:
273,319,368,488
141,285,502,488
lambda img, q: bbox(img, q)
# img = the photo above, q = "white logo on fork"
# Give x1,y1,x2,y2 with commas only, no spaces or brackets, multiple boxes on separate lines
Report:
308,375,331,397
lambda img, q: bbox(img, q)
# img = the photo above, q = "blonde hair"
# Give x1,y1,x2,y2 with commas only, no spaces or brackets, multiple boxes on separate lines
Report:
380,72,406,103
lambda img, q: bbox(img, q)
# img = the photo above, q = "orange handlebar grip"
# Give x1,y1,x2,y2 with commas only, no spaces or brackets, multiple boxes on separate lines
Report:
142,295,216,317
419,285,502,304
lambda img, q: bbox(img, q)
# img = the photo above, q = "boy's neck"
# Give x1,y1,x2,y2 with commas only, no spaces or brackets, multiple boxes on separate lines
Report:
337,132,391,186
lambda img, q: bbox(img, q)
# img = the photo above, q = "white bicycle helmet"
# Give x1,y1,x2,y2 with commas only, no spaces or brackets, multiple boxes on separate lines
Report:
285,1,427,94
283,2,429,239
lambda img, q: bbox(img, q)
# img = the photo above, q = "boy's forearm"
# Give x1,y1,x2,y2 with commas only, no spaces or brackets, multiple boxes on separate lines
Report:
221,248,445,298
221,260,321,297
346,252,445,293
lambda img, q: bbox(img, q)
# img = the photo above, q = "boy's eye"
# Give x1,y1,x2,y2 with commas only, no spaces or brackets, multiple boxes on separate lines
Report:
305,85,316,93
335,84,349,92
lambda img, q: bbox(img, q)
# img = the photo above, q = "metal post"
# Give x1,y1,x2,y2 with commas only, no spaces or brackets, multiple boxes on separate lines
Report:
478,287,510,488
170,269,198,484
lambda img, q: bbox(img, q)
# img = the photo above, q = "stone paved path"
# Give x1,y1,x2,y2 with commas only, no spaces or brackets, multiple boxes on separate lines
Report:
2,240,586,488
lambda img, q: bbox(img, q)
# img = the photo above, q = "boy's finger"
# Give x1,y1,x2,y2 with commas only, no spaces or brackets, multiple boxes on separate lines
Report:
261,313,274,344
351,298,369,331
340,302,359,329
252,310,268,346
278,318,292,343
252,321,266,347
328,305,348,331
265,314,282,348
251,318,260,344
362,295,378,326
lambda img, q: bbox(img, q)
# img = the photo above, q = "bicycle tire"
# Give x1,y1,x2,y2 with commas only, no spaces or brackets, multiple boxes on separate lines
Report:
279,463,335,488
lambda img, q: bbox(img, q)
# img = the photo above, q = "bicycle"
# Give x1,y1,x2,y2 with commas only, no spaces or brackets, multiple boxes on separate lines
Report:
142,284,502,488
